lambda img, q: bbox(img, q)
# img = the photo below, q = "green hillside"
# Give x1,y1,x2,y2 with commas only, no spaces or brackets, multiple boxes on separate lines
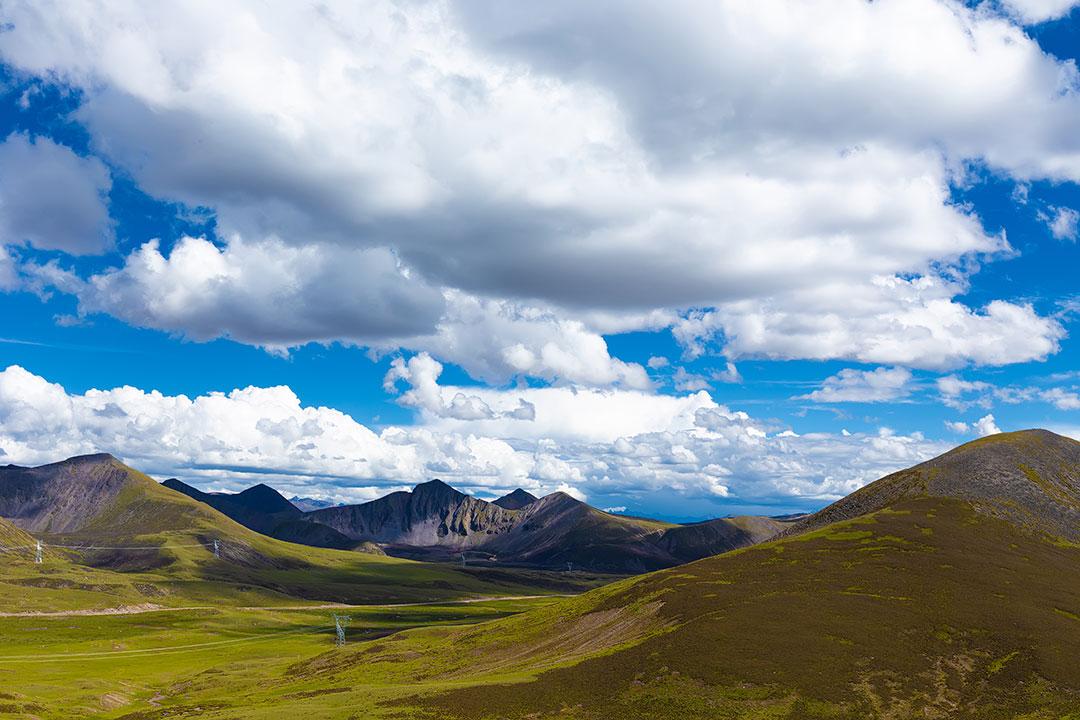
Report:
0,455,604,610
121,429,1080,719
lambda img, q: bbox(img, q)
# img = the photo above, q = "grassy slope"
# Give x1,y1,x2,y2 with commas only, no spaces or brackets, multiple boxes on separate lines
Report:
2,458,607,611
133,432,1078,720
75,495,1080,719
353,498,1080,719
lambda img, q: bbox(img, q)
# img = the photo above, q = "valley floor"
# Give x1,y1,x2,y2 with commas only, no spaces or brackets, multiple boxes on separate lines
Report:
0,595,560,718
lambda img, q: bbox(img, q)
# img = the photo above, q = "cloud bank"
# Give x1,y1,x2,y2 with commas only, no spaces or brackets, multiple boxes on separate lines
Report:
0,365,948,511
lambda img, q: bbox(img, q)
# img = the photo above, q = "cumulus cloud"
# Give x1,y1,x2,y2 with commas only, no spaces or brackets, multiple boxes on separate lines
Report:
0,0,1072,374
46,235,446,348
801,367,913,403
676,275,1064,369
945,415,1004,437
974,413,1003,436
0,365,949,507
0,133,113,254
386,292,652,388
944,420,970,434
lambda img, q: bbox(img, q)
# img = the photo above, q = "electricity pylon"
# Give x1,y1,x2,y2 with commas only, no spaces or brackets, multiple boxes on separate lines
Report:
332,613,350,646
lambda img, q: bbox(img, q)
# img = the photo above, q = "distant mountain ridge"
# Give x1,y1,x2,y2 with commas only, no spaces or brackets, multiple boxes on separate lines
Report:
169,476,789,572
0,453,583,605
492,488,538,510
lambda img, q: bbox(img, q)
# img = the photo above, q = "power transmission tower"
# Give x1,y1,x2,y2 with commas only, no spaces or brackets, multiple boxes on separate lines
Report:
35,540,43,564
332,614,350,647
460,552,466,568
565,561,573,573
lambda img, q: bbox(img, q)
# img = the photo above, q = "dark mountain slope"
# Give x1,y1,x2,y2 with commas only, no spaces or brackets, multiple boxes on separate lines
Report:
485,494,787,572
170,475,787,572
0,453,140,534
655,514,786,560
288,429,1080,719
233,482,301,515
309,479,519,547
162,477,294,534
483,492,678,572
789,428,1080,539
493,488,539,510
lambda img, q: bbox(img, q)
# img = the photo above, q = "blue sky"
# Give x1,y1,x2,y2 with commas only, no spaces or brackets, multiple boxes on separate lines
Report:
0,0,1077,521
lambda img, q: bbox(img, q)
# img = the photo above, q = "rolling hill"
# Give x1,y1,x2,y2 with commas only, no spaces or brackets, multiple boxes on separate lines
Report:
170,475,790,572
248,429,1080,719
0,454,595,607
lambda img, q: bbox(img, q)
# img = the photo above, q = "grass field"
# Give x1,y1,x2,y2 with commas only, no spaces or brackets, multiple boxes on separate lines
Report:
0,597,561,718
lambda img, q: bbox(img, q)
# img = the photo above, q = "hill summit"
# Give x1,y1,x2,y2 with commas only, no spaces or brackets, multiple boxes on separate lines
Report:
790,428,1080,539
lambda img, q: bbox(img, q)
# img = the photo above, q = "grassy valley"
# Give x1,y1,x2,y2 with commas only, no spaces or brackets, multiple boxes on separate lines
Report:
0,431,1077,718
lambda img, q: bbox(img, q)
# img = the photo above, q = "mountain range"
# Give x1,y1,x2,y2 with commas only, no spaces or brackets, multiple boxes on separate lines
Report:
0,453,583,603
166,475,792,572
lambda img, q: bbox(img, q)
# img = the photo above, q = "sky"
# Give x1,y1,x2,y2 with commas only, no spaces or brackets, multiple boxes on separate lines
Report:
0,0,1077,521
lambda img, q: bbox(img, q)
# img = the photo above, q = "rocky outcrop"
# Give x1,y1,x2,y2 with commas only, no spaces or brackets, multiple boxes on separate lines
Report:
309,480,519,548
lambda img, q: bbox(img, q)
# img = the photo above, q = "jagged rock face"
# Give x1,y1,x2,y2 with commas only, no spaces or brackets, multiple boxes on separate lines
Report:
789,429,1080,540
0,454,135,533
309,480,519,548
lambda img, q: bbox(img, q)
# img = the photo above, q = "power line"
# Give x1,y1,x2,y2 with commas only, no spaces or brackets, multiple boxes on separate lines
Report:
0,540,221,551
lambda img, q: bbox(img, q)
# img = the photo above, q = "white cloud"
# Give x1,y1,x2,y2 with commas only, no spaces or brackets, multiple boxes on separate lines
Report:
944,420,970,433
1042,206,1080,241
385,292,652,388
675,275,1064,370
0,133,113,254
975,413,1003,436
0,0,1073,374
647,356,669,370
1041,387,1080,410
0,246,18,291
0,365,949,507
937,375,1079,411
47,235,447,347
801,366,913,403
672,367,711,392
1001,0,1080,23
